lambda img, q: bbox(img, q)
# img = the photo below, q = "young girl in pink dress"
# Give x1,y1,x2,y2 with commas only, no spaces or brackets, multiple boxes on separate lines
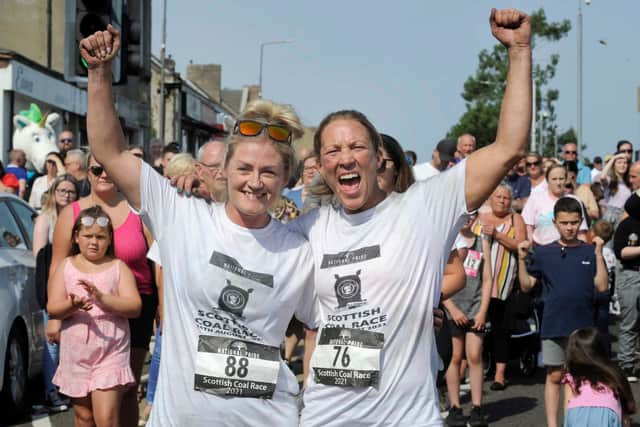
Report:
563,327,636,427
47,206,142,427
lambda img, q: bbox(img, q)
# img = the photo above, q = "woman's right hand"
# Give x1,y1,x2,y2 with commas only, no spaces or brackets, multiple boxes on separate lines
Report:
45,318,62,344
79,24,121,69
449,306,470,329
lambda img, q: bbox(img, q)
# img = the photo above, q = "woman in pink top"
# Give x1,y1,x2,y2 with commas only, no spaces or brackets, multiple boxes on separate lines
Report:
563,327,636,426
522,164,588,245
49,154,156,427
48,206,141,427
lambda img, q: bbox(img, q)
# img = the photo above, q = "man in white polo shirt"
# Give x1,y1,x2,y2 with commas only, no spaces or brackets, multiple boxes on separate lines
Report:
413,139,458,181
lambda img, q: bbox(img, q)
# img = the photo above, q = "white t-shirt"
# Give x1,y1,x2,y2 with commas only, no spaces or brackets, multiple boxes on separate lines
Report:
138,163,317,427
290,161,469,427
530,179,548,195
412,161,440,181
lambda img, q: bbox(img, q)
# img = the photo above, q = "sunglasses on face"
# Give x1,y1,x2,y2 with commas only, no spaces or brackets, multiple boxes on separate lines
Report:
80,216,110,228
619,149,633,154
46,159,57,166
60,138,73,143
564,151,577,155
526,161,541,167
233,120,292,144
89,165,104,176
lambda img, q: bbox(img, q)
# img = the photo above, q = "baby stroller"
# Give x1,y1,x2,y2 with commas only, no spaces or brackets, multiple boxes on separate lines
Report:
484,288,541,378
507,304,540,377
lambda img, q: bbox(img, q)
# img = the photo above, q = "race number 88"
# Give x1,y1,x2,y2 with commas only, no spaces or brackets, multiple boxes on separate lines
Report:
225,356,249,378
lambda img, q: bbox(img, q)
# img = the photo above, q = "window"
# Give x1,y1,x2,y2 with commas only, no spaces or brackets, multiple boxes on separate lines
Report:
0,202,27,250
9,201,36,249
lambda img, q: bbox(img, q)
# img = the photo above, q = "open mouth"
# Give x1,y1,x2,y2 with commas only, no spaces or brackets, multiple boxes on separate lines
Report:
338,172,361,195
243,191,267,201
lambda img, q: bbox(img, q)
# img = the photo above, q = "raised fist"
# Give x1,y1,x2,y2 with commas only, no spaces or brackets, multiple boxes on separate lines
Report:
79,24,121,69
490,8,531,49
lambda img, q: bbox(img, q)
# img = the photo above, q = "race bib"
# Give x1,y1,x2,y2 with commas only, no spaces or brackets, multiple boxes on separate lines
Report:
194,336,280,399
463,249,482,278
311,327,384,387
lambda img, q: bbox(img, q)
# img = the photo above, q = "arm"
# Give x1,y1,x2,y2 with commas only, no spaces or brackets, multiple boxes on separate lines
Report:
80,262,142,318
155,265,164,326
303,328,317,389
48,205,74,294
593,237,608,293
517,241,537,292
621,246,640,260
465,9,531,210
472,238,493,330
17,179,26,200
32,214,49,256
487,214,526,252
83,25,141,209
526,224,534,243
594,154,624,184
563,383,573,416
511,197,528,213
441,250,466,300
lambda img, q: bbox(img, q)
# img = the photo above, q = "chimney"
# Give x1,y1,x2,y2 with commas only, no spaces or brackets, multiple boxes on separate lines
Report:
186,64,222,103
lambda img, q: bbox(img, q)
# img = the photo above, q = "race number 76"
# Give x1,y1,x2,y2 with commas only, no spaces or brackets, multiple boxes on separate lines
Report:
332,346,351,367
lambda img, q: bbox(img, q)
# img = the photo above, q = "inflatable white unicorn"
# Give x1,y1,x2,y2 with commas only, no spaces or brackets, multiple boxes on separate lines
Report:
13,104,60,173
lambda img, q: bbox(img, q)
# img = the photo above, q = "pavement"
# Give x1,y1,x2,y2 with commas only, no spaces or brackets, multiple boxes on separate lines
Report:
5,321,640,427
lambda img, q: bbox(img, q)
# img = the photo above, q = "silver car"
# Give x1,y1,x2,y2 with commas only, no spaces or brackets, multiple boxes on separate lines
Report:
0,193,45,419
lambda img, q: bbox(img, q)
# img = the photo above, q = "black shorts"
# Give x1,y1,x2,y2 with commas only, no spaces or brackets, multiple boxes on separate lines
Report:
129,293,158,350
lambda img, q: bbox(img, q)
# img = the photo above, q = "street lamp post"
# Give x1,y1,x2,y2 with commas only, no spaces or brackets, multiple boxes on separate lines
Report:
577,0,591,159
159,0,167,144
258,40,293,97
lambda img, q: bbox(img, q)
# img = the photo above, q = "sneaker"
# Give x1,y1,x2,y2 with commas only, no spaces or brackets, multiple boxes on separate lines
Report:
623,367,638,383
468,405,489,427
445,406,467,427
46,390,70,413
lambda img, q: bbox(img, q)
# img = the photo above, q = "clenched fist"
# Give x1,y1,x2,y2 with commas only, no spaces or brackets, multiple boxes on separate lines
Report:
490,8,531,50
79,24,121,70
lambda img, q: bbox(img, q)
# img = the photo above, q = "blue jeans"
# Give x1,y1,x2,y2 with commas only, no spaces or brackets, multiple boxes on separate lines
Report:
43,312,59,395
146,328,162,404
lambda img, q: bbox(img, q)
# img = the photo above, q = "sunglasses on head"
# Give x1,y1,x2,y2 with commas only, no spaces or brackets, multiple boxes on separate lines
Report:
233,120,292,144
80,216,110,228
46,159,57,165
89,165,104,176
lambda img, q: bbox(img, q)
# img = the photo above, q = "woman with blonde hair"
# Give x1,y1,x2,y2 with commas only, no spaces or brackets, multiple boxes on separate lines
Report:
593,152,631,226
32,173,79,412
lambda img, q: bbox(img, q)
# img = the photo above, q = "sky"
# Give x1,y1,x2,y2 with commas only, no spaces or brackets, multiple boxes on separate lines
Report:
151,0,640,163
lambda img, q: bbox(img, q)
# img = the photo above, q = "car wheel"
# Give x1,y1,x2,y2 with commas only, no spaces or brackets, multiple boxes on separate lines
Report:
1,327,29,421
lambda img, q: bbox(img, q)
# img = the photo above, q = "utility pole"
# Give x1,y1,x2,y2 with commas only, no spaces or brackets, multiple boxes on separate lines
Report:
159,0,167,144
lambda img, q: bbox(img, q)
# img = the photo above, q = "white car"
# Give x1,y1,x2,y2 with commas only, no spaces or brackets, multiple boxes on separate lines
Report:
0,193,45,420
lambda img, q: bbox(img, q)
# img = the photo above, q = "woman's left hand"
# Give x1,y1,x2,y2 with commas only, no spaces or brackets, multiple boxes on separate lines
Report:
78,279,103,303
471,313,486,332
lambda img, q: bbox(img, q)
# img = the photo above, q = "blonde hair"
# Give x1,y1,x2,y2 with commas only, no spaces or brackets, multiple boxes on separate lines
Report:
164,153,196,178
225,99,302,184
40,174,80,224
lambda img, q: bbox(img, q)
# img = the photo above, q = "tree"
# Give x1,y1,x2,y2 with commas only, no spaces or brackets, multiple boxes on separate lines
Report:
449,9,571,156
